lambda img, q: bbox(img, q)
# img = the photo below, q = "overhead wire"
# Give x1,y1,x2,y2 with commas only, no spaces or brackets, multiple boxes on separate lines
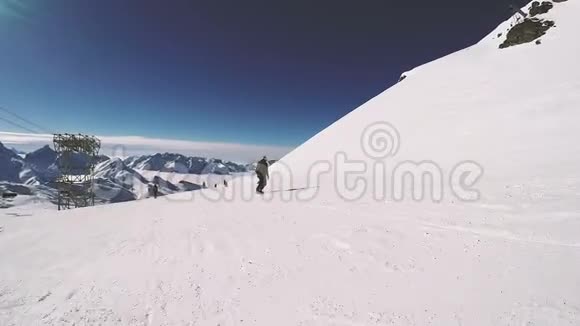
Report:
0,106,54,134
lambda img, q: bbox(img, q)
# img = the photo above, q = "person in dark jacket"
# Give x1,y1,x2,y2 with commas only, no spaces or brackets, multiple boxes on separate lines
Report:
255,156,270,194
152,184,159,199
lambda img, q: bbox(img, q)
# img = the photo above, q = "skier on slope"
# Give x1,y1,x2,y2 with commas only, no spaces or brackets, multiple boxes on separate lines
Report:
152,183,159,199
255,156,270,194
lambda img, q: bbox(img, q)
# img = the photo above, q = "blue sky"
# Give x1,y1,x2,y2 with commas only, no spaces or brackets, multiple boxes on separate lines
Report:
0,0,516,150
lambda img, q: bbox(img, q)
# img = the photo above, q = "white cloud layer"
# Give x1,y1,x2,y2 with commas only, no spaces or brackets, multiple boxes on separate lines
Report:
0,131,294,163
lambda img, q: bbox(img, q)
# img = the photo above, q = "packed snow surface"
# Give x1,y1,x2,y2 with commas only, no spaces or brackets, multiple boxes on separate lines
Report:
2,1,580,325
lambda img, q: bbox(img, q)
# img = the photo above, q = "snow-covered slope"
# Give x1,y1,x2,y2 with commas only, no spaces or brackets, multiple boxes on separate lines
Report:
1,1,580,325
271,0,580,206
0,182,57,211
92,158,149,202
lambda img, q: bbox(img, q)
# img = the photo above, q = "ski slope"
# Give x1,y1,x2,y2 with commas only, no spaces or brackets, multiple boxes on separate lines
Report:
2,1,580,325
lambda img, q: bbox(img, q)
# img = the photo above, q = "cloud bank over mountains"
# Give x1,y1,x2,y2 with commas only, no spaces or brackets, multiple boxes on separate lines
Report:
0,131,293,163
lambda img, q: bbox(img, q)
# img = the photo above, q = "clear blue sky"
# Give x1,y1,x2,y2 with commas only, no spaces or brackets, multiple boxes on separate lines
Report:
0,0,518,147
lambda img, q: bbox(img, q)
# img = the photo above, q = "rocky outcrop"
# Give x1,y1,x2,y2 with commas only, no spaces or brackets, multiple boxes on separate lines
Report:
529,1,554,17
178,181,202,192
499,18,555,49
497,0,565,49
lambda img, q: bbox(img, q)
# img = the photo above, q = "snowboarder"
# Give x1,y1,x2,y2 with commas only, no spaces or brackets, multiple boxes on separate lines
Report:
255,156,269,194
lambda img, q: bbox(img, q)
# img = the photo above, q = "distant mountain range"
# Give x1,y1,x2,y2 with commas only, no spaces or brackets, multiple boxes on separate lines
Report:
0,142,255,206
123,153,249,175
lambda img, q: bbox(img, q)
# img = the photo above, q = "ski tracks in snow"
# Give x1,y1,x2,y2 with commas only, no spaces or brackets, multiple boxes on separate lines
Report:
422,221,580,248
2,198,580,325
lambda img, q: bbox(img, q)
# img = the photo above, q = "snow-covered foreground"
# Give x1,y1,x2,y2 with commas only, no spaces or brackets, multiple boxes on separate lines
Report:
2,0,580,325
1,188,579,325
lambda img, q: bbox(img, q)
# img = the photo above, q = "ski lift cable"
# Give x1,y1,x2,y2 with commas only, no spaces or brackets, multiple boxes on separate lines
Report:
0,115,42,134
0,106,54,134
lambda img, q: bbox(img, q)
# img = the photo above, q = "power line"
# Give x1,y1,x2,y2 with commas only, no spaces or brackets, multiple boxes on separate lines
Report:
0,115,42,134
0,106,54,134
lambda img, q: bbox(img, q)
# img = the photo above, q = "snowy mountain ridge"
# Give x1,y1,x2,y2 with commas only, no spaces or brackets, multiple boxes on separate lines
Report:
123,153,249,175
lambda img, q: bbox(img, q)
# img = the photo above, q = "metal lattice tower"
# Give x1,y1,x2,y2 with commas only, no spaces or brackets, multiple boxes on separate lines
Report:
53,133,101,210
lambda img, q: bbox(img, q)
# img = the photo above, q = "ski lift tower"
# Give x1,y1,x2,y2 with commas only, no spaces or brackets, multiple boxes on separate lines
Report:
53,133,101,210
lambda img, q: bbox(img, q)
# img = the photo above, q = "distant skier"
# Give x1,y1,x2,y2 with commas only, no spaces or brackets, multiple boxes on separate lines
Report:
255,156,270,194
223,180,228,187
202,181,207,188
152,184,159,199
